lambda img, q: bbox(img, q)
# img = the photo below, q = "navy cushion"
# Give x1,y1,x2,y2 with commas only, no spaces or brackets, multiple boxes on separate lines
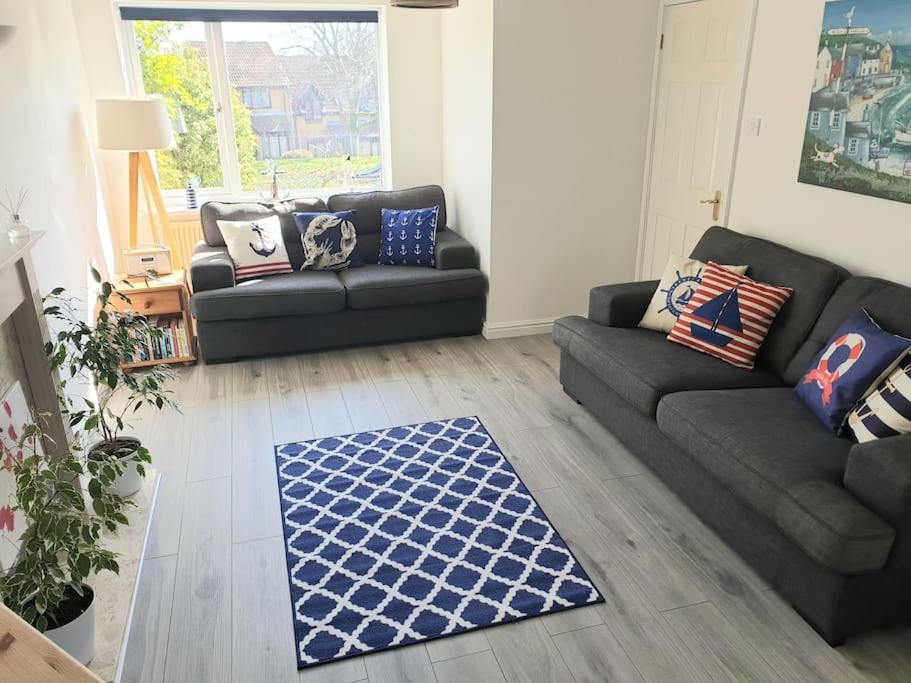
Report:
795,310,911,433
378,206,439,267
293,211,364,271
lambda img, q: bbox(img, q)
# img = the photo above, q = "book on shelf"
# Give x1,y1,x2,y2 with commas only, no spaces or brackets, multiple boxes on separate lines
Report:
125,314,191,365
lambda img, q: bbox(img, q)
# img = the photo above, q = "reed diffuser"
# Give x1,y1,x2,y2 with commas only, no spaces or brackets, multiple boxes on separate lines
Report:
2,188,30,238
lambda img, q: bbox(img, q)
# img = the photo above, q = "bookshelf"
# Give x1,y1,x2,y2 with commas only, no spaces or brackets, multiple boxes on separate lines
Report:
107,270,197,370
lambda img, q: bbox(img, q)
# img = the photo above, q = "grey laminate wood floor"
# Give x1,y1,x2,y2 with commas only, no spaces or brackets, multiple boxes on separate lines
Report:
120,335,911,682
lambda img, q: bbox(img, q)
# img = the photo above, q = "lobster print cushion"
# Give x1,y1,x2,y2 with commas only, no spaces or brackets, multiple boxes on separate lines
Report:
795,310,911,434
378,206,439,267
216,216,293,281
667,262,792,371
639,255,749,333
293,211,363,272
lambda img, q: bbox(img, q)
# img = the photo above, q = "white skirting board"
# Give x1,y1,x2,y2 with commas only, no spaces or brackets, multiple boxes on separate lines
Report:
482,317,571,340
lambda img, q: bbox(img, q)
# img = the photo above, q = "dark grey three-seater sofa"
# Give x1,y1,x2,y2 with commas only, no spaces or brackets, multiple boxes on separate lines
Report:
189,186,486,363
555,227,911,645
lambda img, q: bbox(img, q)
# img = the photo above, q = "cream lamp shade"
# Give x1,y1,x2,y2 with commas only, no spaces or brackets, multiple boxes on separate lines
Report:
96,97,174,151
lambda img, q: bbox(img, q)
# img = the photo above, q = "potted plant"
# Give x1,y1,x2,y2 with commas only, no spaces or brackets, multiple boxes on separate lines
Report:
0,418,131,664
43,268,175,496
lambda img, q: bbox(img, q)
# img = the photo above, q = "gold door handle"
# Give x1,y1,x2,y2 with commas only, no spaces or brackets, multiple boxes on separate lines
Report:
700,191,722,221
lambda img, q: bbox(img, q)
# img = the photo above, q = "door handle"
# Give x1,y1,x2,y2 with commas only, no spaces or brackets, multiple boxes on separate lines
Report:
700,191,722,221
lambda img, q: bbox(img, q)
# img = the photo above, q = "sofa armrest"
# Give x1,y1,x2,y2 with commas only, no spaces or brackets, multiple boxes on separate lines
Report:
435,229,478,270
190,241,235,293
588,281,659,328
844,435,911,526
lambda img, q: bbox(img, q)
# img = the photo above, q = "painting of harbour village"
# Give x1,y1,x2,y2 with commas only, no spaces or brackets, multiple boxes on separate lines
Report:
800,0,911,204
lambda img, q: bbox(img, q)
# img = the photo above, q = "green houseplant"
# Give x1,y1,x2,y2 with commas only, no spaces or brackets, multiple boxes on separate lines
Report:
0,418,130,663
43,268,176,496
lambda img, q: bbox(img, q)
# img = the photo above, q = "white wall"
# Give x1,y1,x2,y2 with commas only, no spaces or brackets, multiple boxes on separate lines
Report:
730,0,911,286
441,0,493,276
73,0,444,258
0,0,113,293
485,0,660,331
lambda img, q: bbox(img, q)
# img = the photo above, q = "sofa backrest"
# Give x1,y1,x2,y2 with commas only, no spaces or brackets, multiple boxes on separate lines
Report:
328,185,448,264
690,227,850,378
200,198,328,271
784,277,911,385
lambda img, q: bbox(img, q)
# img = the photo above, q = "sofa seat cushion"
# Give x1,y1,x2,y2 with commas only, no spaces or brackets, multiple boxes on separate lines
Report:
552,316,782,416
658,388,894,574
190,271,345,322
339,265,485,310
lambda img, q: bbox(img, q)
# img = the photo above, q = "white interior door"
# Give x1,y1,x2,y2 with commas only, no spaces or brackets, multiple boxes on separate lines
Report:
639,0,752,279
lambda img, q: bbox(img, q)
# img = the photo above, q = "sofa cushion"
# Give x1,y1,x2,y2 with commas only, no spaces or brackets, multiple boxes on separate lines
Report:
657,388,894,574
691,227,849,378
190,271,345,322
328,185,447,235
785,277,911,385
552,316,782,416
339,265,485,310
200,198,328,271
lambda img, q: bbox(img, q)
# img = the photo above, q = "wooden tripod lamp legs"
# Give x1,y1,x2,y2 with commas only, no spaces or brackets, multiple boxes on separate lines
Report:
127,150,173,250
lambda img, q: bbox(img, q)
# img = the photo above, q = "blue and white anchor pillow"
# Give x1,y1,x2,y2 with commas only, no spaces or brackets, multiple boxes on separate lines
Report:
639,255,748,333
293,211,363,271
378,206,439,267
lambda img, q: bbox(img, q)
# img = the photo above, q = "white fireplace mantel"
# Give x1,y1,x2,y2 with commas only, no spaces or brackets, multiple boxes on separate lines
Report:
0,231,71,455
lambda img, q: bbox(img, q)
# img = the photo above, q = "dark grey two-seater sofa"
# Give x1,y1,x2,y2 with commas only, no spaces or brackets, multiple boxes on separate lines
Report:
555,227,911,645
189,186,486,363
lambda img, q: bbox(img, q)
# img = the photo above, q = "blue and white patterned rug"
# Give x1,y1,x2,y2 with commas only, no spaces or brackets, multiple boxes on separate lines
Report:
274,416,604,669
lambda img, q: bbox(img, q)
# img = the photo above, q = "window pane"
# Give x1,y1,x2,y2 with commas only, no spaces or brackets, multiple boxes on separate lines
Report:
133,21,224,190
221,21,383,196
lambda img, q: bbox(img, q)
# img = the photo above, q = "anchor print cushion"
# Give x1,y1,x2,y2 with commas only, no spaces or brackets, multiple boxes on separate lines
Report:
639,254,749,333
216,215,293,281
667,262,792,371
378,206,439,267
795,310,911,434
293,211,364,272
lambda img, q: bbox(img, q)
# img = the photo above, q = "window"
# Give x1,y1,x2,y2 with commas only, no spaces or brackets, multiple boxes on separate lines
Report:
240,87,272,110
831,111,843,130
847,138,859,156
121,8,386,199
810,111,822,130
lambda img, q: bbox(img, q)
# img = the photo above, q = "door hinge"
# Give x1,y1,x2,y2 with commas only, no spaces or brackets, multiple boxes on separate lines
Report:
660,33,665,50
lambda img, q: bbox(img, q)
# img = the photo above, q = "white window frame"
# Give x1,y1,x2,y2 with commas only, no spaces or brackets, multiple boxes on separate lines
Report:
831,110,843,130
118,4,393,207
847,138,859,156
810,111,822,130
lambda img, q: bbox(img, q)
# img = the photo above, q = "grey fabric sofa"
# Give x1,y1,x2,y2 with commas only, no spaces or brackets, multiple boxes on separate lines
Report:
189,186,486,362
555,227,911,645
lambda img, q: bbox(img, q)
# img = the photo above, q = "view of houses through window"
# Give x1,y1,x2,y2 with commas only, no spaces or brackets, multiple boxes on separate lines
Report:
130,17,384,197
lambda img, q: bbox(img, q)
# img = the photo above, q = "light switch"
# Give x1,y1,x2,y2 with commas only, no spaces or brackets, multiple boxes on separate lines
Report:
745,117,762,137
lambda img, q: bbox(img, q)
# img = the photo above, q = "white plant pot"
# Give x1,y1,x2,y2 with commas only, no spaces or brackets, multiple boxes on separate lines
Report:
45,591,95,665
89,438,144,497
111,458,144,497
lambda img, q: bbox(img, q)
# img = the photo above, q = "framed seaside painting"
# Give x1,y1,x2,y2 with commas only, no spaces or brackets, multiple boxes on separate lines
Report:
0,382,38,573
800,0,911,204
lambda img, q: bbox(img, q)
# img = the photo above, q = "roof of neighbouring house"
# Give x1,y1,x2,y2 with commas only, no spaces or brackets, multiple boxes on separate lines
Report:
809,91,850,112
250,112,293,135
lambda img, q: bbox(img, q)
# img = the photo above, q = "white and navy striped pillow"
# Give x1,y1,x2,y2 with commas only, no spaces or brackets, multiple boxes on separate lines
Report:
848,359,911,443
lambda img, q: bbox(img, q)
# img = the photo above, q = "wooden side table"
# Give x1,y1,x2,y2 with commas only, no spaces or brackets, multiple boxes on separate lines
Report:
108,270,197,370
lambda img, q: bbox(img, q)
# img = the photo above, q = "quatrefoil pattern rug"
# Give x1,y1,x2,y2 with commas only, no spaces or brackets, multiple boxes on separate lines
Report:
274,416,603,669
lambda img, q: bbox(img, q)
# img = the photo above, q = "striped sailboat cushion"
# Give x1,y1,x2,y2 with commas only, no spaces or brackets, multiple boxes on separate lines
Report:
848,359,911,443
667,261,793,370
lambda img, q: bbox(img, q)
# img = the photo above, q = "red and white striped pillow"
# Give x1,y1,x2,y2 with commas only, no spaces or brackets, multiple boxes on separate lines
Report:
667,262,792,370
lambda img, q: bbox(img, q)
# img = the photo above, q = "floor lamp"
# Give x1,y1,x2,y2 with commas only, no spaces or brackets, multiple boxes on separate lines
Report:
96,97,175,250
